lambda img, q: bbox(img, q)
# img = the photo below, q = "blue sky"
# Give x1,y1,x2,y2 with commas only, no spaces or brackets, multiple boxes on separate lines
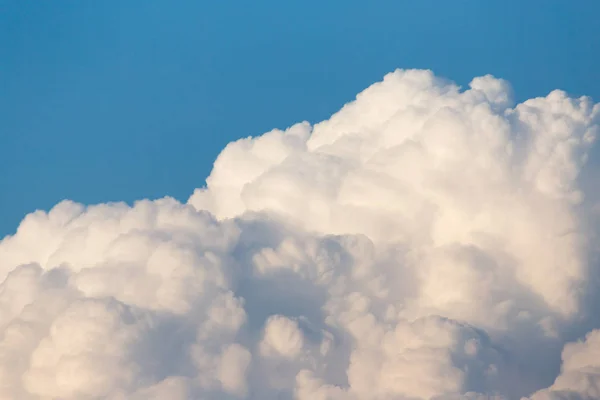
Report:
1,1,599,238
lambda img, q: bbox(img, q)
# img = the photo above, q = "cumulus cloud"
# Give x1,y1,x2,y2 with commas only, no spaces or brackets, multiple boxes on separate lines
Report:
1,69,600,399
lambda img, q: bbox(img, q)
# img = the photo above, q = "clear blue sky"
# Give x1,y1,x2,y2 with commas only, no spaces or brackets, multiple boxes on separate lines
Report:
1,1,599,238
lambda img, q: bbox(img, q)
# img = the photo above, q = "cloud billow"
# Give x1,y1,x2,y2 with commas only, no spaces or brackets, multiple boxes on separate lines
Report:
1,69,600,399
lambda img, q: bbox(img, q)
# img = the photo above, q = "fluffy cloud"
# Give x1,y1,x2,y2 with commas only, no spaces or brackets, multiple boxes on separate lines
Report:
1,69,600,399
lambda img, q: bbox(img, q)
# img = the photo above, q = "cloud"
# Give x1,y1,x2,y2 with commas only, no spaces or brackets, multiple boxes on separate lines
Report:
529,329,600,399
1,69,600,399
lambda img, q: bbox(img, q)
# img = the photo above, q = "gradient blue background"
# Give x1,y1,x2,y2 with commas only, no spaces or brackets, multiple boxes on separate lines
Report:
2,1,599,238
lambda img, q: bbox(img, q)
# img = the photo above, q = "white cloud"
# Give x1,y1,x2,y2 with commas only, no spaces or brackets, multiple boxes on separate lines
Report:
529,329,600,399
260,315,305,359
1,69,600,399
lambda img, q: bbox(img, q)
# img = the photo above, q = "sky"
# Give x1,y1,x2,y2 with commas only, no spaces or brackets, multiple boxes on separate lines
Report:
3,2,600,399
2,1,600,238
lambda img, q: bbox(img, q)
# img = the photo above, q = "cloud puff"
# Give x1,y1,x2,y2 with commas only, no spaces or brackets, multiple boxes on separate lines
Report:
1,69,600,399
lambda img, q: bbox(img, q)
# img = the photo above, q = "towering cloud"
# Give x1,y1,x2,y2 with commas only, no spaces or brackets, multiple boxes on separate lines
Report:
1,69,599,399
